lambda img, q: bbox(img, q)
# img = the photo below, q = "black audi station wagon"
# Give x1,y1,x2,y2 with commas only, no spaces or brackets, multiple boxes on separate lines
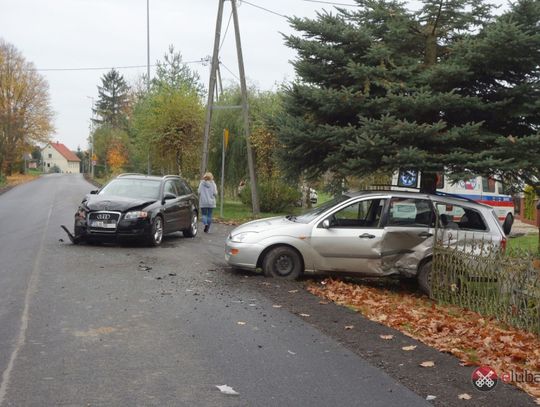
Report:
74,174,199,246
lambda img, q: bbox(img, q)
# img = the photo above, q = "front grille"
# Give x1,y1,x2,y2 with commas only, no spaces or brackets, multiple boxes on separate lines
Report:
88,211,121,233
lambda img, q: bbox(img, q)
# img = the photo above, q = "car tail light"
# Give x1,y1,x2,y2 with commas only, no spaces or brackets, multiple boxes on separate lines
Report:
500,237,507,253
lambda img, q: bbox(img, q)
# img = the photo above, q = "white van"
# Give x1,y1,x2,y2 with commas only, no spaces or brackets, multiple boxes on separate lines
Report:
392,170,514,234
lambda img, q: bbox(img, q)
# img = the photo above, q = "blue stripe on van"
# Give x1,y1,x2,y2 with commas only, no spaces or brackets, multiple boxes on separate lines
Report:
450,193,513,202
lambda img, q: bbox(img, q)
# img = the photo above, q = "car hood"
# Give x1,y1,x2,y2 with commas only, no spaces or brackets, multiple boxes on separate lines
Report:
84,195,157,212
231,216,301,235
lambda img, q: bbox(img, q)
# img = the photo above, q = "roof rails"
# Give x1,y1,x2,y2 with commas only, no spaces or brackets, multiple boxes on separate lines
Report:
433,191,477,204
117,173,144,177
363,185,478,203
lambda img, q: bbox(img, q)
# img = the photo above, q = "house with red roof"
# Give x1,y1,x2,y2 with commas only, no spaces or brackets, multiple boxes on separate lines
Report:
42,142,81,174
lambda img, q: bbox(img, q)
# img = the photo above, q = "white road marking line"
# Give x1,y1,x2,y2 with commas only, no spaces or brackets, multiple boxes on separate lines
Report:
0,203,54,406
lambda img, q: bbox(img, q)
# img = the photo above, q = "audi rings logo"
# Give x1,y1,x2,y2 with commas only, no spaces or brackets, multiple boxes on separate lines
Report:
472,365,498,391
96,213,111,220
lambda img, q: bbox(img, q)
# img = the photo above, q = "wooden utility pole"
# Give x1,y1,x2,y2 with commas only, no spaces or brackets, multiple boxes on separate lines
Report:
200,0,225,177
231,0,259,214
201,0,260,215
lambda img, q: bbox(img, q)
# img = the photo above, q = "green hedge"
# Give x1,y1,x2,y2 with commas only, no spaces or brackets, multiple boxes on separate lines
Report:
239,180,301,213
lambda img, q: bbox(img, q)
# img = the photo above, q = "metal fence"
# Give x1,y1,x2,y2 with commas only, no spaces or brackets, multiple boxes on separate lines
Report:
431,231,540,335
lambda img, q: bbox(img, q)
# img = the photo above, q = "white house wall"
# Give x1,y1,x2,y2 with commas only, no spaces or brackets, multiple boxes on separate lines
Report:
42,144,80,174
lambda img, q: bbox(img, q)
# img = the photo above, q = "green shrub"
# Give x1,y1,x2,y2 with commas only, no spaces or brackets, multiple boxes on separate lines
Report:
239,180,301,212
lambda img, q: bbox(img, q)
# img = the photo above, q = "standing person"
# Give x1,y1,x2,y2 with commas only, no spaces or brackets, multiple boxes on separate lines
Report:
198,172,218,233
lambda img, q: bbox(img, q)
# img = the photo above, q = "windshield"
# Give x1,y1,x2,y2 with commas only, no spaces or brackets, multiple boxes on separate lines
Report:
99,179,161,200
293,195,351,223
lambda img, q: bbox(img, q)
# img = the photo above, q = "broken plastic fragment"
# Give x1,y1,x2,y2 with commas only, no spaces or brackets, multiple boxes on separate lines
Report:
216,385,239,396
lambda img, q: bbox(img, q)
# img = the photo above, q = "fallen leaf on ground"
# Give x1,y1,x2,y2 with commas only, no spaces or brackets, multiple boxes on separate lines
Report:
380,335,394,340
458,393,472,400
272,305,282,308
344,325,354,330
402,345,417,351
306,278,540,400
288,290,299,293
237,321,246,325
319,301,329,305
216,385,239,396
299,313,310,317
420,361,435,368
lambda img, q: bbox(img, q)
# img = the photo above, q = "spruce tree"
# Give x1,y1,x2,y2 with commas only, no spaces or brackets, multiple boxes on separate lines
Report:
93,68,130,129
276,0,540,191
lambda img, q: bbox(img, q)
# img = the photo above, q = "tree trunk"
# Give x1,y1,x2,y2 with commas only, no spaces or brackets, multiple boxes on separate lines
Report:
424,26,438,66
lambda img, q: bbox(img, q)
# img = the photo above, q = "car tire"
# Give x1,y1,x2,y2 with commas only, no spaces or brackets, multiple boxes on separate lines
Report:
262,246,303,280
502,213,513,235
148,215,163,246
183,210,198,238
417,259,433,298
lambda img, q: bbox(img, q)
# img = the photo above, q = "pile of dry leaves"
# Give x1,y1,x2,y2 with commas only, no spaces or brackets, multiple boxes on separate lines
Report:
307,278,540,401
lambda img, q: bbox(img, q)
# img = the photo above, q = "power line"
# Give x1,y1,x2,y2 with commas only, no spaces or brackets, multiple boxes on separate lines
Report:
241,0,287,18
219,11,233,51
219,60,240,81
303,0,357,6
28,59,205,72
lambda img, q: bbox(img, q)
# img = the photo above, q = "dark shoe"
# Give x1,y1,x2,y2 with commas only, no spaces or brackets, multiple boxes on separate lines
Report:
204,225,209,233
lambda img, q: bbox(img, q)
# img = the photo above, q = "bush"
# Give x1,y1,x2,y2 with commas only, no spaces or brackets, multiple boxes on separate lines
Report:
239,180,301,212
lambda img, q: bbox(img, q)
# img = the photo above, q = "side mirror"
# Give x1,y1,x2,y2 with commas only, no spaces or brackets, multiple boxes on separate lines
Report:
163,192,176,202
322,219,331,229
90,190,98,194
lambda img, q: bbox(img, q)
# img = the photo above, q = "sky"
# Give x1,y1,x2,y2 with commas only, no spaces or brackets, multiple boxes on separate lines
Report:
2,0,505,151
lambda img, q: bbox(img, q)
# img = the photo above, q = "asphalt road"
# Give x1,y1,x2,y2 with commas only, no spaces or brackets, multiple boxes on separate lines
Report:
0,174,430,407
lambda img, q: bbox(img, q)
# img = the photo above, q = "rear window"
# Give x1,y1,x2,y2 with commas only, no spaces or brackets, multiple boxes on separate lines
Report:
386,198,434,227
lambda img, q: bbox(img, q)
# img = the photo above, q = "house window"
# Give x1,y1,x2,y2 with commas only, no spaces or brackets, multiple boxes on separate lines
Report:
47,163,50,167
48,153,52,158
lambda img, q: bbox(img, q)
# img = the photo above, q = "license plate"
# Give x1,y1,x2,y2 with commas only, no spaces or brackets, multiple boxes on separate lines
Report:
90,220,116,229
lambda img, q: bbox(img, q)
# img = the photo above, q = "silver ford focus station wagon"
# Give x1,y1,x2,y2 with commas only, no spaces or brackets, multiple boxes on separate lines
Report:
225,191,506,295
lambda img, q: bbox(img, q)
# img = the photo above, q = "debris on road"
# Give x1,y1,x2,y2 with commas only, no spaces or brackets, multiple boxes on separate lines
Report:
402,345,417,351
380,334,394,340
60,225,84,244
426,395,437,401
458,393,472,400
216,385,239,396
420,361,435,368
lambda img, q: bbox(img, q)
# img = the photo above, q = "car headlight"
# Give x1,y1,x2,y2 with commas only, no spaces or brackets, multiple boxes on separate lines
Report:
230,231,258,243
124,211,148,220
75,207,87,220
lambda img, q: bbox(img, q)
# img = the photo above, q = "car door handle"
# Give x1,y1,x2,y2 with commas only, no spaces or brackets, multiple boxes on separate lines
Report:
418,232,433,238
359,233,376,239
